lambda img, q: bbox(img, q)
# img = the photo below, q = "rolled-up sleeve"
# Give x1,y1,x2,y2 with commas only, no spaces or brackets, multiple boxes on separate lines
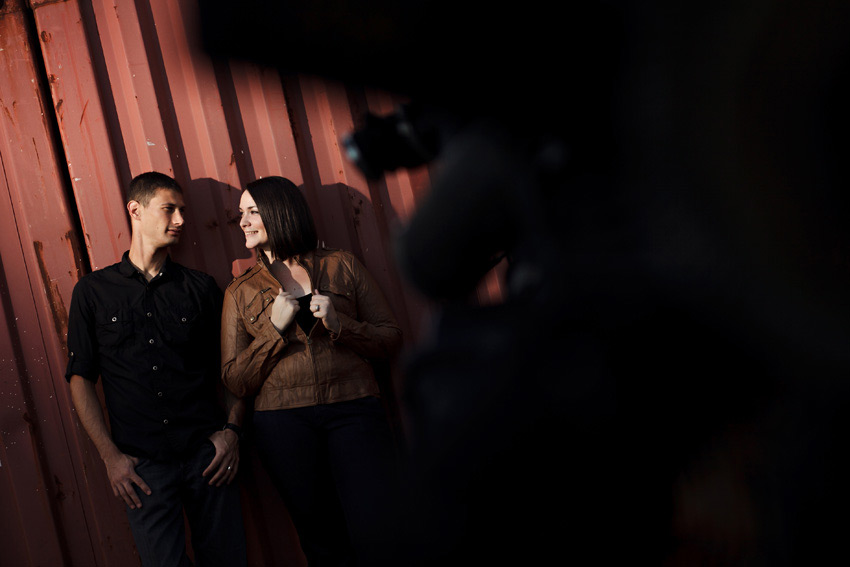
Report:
65,281,99,383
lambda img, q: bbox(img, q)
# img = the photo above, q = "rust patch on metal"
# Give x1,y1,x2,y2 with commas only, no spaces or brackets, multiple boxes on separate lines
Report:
33,241,69,343
53,475,66,502
28,0,71,9
79,100,88,126
65,230,86,280
1,100,14,124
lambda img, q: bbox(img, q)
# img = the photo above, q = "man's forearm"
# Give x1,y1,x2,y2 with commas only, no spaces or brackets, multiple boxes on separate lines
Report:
70,375,152,507
69,375,121,461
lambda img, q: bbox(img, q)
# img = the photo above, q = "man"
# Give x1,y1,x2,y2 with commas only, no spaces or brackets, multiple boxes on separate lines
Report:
66,172,247,566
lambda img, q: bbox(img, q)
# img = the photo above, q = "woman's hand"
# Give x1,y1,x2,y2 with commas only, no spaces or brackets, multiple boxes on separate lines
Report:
310,289,341,334
270,288,299,332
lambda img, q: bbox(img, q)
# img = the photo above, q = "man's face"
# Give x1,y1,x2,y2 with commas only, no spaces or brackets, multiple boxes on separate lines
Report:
133,188,185,249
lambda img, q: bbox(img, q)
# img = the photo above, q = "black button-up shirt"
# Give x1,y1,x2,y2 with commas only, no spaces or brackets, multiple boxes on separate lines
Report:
65,252,225,460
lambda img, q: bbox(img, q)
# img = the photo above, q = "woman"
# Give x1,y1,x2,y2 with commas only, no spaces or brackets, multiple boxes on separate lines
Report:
221,176,403,566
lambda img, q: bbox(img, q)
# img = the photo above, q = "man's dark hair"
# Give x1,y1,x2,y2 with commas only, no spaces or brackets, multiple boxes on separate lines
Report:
127,172,183,206
246,176,317,261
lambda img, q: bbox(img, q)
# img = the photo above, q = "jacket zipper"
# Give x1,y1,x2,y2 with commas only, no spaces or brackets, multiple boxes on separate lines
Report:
295,256,322,405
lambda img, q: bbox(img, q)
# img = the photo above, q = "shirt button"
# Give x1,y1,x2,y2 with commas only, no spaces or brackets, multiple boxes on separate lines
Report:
149,339,155,344
181,317,187,323
147,312,152,317
163,419,169,425
157,391,163,397
111,316,117,322
152,365,158,371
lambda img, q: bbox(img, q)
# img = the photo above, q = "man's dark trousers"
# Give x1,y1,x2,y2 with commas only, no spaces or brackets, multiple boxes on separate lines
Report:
127,439,246,567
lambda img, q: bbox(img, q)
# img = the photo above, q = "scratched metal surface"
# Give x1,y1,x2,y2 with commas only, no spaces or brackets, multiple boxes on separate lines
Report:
0,0,476,565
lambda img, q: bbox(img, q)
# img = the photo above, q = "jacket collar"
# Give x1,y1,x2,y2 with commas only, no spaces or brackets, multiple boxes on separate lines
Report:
257,248,319,270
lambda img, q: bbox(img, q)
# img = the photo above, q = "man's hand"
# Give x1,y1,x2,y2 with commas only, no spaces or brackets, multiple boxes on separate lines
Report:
104,450,151,509
202,429,240,486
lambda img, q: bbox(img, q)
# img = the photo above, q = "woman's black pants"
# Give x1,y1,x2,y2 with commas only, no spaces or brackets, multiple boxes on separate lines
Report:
252,396,400,567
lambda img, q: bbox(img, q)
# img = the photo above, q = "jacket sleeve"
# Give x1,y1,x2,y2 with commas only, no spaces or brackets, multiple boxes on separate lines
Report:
329,255,403,359
220,285,288,398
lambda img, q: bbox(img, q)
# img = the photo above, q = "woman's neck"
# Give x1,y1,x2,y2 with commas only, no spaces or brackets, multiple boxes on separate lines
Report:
266,253,310,296
263,249,299,269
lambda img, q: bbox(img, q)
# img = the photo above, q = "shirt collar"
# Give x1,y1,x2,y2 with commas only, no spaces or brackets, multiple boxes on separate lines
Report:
119,251,173,281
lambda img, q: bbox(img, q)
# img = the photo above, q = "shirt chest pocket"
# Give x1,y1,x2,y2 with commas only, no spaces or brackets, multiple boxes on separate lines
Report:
95,309,133,347
160,304,201,345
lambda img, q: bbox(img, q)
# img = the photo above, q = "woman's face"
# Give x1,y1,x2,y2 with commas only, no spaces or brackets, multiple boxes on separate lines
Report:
239,190,269,252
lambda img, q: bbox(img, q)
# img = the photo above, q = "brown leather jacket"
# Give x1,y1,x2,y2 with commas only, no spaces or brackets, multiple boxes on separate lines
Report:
221,248,402,411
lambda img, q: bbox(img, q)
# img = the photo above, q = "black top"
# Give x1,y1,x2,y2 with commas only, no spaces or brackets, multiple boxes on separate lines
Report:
295,293,316,334
65,252,225,461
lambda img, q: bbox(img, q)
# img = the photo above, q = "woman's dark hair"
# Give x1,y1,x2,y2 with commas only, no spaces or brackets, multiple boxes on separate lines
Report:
246,176,318,261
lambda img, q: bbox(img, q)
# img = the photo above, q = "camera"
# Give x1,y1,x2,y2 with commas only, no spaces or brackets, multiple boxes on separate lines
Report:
343,103,457,180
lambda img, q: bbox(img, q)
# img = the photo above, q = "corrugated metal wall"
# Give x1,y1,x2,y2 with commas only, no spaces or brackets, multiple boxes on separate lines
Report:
1,0,502,565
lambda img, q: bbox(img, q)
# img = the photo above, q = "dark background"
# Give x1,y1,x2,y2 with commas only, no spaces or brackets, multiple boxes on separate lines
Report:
200,2,850,564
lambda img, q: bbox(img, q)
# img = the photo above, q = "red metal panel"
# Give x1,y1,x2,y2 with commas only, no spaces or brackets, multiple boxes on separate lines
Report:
2,0,445,564
0,180,69,567
0,2,118,565
85,0,174,175
223,62,302,183
30,0,129,271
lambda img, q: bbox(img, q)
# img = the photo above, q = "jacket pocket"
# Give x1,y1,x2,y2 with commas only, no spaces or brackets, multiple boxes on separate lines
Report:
244,288,275,329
